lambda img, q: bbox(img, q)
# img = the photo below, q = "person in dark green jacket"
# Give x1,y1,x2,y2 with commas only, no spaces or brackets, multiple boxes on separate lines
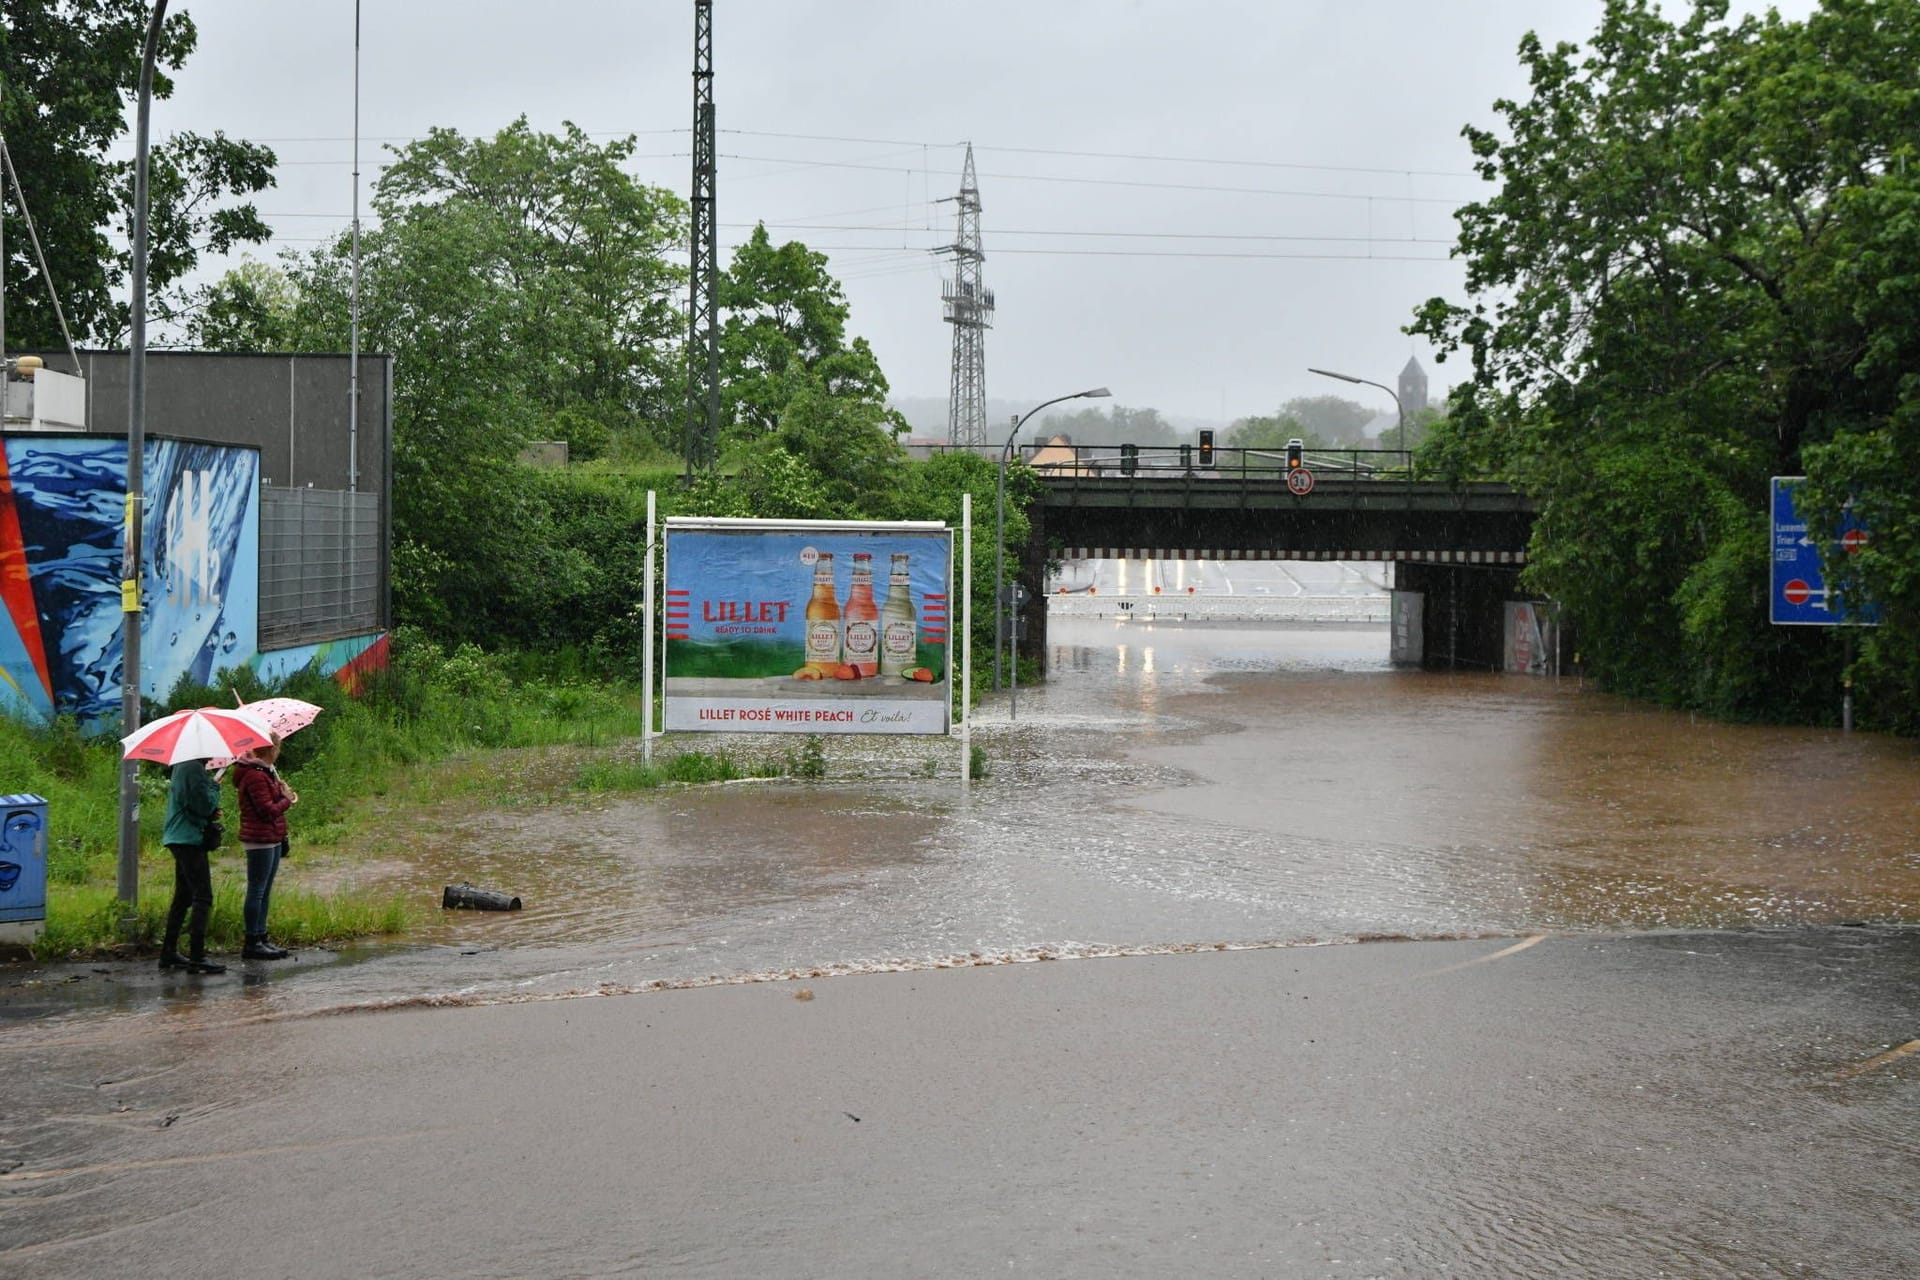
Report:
160,758,226,974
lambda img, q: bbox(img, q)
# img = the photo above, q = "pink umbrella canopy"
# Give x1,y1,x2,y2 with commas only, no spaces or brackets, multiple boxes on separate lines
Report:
203,696,327,769
121,706,277,765
239,696,324,739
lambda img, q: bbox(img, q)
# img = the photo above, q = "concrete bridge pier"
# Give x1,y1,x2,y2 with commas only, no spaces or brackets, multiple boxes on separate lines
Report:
1391,560,1526,672
1013,515,1052,674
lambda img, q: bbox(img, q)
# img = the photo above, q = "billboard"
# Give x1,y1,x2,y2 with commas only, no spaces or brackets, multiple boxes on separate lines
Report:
663,518,952,734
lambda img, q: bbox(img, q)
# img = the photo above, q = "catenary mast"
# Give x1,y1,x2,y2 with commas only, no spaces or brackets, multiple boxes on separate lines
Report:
685,0,720,478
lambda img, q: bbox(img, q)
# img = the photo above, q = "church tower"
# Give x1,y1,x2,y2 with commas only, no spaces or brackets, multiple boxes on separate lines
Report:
1398,356,1428,417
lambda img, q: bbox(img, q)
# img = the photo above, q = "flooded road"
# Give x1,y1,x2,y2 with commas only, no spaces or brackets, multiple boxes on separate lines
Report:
7,615,1920,1277
343,617,1917,987
10,616,1918,1028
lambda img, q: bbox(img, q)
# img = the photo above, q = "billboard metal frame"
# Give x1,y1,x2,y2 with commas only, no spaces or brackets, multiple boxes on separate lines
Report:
643,506,973,779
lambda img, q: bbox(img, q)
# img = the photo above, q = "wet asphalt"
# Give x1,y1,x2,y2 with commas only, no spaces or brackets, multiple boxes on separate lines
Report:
4,925,1917,1278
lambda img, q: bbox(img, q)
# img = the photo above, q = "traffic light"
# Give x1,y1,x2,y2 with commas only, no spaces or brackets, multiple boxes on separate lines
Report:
1198,429,1215,468
1286,438,1304,470
1121,442,1138,475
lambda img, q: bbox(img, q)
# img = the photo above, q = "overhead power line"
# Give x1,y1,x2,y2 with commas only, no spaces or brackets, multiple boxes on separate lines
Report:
763,244,1455,263
717,153,1465,204
721,220,1452,245
718,128,1477,180
248,125,1472,182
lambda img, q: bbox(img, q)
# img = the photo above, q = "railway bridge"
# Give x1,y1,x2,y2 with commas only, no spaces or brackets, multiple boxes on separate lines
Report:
1018,445,1540,670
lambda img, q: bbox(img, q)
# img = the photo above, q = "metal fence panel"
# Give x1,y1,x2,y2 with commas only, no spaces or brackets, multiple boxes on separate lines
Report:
259,488,382,647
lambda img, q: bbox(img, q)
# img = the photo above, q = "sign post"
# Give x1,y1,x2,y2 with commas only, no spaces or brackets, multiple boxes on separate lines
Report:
961,494,970,785
1007,581,1031,721
1770,476,1877,730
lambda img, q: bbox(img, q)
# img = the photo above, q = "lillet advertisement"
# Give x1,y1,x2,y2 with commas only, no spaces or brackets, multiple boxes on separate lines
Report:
662,519,952,734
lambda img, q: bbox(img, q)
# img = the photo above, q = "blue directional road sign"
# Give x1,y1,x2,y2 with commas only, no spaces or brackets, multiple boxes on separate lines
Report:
1770,477,1877,626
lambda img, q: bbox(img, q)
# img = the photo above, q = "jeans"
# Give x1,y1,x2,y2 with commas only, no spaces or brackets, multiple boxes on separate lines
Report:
243,842,284,937
163,843,214,957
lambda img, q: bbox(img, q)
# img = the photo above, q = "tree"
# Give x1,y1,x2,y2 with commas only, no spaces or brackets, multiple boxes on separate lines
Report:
184,257,297,351
1034,404,1179,448
1412,0,1920,728
1225,413,1312,451
0,2,275,347
194,121,687,641
895,449,1037,661
717,223,907,511
1279,395,1375,445
720,225,890,433
375,119,686,443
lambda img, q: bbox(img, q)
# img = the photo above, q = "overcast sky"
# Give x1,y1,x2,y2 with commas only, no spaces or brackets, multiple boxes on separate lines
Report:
157,0,1812,427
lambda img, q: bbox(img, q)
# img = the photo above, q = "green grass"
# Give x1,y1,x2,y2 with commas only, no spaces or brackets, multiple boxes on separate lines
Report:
39,874,413,958
6,630,808,960
579,749,755,792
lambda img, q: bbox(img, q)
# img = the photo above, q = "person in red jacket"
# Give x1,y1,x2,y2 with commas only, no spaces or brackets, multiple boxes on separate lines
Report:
232,736,298,960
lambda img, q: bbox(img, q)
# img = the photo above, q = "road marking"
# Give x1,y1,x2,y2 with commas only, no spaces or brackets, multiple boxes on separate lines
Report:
1414,932,1548,978
1834,1039,1920,1081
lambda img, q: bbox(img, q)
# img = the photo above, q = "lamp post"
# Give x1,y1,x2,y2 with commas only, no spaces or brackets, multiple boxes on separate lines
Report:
117,0,168,926
995,387,1110,701
1309,366,1406,459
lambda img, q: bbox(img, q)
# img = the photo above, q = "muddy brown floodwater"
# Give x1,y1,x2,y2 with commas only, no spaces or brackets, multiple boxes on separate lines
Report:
6,616,1920,1278
339,618,1913,1008
7,617,1918,1031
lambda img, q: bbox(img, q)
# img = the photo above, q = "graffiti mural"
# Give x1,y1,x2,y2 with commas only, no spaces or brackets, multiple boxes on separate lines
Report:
0,436,259,728
250,631,389,689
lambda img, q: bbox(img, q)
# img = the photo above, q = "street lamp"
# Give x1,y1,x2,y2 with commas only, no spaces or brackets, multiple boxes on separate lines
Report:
995,387,1111,703
1309,366,1406,458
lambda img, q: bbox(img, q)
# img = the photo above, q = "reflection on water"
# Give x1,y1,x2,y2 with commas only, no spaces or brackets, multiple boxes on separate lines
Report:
9,617,1919,1033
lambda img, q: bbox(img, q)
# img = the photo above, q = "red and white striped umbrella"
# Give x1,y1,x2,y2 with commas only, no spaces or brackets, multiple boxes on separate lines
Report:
121,706,277,765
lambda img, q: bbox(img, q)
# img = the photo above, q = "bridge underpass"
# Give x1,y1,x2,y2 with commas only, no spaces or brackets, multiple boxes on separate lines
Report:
1016,453,1541,672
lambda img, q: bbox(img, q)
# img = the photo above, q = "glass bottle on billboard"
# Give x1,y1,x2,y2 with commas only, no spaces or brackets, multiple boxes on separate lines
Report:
804,552,842,673
881,552,916,679
842,553,881,677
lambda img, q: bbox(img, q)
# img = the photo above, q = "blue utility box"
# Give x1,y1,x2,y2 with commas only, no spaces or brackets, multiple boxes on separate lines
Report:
0,793,48,944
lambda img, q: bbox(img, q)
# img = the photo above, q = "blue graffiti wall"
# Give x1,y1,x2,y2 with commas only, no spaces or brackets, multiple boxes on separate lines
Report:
0,436,259,728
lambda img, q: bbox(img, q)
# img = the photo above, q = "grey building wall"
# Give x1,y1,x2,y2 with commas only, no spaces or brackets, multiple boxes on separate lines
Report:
29,350,393,644
30,350,392,496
